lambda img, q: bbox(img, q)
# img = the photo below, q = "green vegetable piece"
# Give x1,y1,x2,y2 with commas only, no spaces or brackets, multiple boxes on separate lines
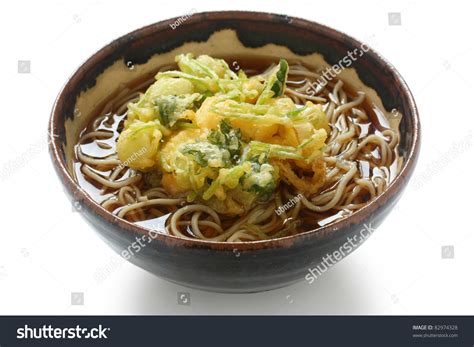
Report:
180,142,230,168
154,94,200,127
244,141,304,161
207,121,242,163
256,59,289,104
271,59,289,97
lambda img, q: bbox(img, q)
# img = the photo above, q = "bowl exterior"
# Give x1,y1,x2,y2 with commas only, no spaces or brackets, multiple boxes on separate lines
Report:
61,185,404,292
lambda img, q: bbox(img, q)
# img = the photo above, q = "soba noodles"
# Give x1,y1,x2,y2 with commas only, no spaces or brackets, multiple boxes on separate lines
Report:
74,54,402,242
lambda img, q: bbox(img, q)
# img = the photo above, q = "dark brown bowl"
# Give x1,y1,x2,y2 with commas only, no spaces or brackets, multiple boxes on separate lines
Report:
49,11,420,293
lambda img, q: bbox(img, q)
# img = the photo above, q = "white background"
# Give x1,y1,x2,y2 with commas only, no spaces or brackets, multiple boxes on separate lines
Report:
1,0,473,315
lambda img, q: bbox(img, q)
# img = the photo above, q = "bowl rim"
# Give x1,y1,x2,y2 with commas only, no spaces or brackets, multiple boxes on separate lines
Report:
49,10,421,251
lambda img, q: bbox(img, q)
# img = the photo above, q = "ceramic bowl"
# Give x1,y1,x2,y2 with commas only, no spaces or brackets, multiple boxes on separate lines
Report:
49,11,420,292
